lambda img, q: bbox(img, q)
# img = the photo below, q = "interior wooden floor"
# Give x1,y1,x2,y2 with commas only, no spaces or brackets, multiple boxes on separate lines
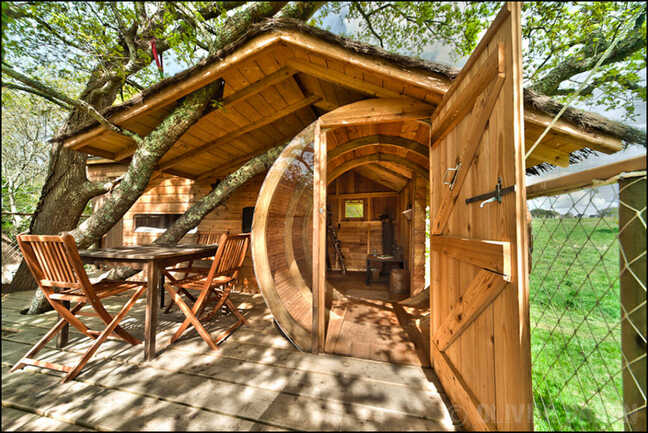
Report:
326,271,430,367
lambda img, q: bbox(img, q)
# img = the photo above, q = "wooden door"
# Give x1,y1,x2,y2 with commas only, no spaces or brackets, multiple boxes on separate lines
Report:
428,3,532,430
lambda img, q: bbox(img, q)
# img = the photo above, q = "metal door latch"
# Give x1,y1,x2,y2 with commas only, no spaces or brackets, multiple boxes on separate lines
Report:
465,177,515,207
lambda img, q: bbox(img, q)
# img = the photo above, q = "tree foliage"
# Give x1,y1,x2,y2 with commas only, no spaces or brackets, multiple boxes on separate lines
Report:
317,1,646,121
1,87,66,238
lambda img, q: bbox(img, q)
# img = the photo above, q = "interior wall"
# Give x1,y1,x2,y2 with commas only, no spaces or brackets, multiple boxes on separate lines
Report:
326,170,401,272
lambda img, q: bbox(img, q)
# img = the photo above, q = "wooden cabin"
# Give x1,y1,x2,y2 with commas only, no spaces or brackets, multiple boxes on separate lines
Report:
66,4,634,430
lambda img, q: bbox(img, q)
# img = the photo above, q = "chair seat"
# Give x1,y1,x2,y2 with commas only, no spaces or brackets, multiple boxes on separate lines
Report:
49,280,146,301
171,274,233,291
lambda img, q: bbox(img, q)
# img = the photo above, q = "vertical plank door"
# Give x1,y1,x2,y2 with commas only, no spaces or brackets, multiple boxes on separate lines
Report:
428,2,532,430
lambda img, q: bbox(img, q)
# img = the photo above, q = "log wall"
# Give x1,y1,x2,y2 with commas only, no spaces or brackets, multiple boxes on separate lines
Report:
87,163,264,293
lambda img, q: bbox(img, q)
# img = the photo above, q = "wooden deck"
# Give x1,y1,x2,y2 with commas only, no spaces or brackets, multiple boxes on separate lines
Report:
2,289,457,431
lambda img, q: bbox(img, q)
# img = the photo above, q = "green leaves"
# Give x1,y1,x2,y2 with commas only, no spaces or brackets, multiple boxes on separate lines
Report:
325,1,644,121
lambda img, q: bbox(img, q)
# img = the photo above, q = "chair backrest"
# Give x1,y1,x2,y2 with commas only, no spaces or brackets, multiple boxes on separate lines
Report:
207,233,250,281
16,233,94,295
195,231,220,245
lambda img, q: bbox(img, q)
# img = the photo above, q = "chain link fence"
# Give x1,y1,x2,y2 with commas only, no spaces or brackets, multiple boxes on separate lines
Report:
527,167,646,431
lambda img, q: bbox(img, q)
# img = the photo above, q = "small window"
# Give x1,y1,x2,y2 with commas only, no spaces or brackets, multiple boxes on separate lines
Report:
344,199,364,219
134,214,182,233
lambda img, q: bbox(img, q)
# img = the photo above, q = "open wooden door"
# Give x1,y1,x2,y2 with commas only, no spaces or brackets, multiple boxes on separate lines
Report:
428,3,532,430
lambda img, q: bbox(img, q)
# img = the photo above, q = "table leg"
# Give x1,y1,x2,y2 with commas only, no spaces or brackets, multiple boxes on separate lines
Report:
366,258,370,285
159,273,165,309
144,261,160,361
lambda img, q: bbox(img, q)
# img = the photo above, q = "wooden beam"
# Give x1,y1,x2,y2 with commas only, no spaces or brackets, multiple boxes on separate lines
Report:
439,7,509,112
112,66,299,162
431,74,506,234
164,167,199,180
82,146,117,160
328,153,428,184
526,154,646,198
220,66,296,107
328,135,428,160
280,34,448,101
429,236,511,279
525,142,570,167
287,58,402,99
433,269,508,351
430,43,504,144
329,191,399,199
194,144,279,182
429,343,495,431
64,32,281,150
353,165,406,191
157,95,320,171
358,164,404,183
319,98,435,128
524,109,623,154
376,161,414,179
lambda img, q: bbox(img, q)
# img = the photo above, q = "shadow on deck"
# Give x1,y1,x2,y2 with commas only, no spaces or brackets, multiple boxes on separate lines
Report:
2,288,458,431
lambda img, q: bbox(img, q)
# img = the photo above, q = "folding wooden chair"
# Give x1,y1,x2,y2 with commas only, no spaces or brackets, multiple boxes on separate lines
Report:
164,233,250,350
11,233,146,383
162,230,221,313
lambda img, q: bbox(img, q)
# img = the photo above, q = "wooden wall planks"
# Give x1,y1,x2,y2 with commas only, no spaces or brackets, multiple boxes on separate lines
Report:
86,165,265,293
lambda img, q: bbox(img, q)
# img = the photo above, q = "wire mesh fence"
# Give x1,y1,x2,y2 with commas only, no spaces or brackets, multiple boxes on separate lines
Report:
527,171,646,431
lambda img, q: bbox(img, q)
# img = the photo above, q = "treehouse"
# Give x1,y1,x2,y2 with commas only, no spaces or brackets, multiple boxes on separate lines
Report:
67,4,631,430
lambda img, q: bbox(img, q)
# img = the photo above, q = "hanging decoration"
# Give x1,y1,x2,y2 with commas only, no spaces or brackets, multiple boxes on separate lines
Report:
150,38,164,79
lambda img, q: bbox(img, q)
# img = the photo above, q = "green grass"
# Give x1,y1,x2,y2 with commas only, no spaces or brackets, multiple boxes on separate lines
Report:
530,217,623,431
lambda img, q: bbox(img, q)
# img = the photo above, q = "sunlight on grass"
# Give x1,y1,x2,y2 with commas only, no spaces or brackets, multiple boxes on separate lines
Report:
530,217,623,431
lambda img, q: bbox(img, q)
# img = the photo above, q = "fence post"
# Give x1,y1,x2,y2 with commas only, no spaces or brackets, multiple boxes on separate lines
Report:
618,174,646,431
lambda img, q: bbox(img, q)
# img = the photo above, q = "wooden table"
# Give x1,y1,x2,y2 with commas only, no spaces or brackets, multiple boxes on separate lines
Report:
78,244,218,361
366,254,404,285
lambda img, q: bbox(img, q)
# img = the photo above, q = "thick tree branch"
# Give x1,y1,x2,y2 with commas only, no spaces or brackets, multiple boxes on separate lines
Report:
207,2,288,52
2,64,143,144
198,2,247,20
531,12,646,96
551,74,643,97
81,175,125,199
69,80,225,248
154,143,286,245
276,1,326,20
2,82,73,110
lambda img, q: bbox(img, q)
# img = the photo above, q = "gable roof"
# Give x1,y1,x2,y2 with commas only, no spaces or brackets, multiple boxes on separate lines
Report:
60,18,632,178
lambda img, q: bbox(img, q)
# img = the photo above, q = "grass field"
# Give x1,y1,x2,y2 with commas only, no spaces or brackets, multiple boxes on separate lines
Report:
529,216,623,431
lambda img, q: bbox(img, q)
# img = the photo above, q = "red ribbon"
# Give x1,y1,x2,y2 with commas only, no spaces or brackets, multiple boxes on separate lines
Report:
150,39,163,78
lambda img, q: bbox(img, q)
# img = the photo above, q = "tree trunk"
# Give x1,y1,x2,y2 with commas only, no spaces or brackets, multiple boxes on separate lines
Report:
104,143,287,282
15,80,224,313
10,1,325,314
9,145,92,313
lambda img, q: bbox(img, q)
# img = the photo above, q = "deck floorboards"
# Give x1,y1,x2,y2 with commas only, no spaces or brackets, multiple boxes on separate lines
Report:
2,289,457,431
